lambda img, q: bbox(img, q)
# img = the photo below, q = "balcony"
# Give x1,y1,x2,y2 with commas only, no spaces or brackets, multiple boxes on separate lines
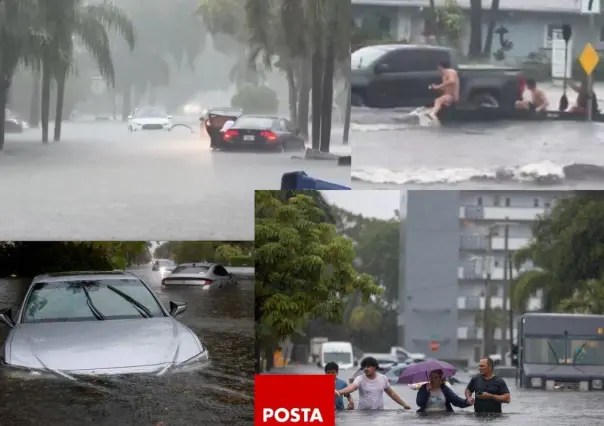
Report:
460,206,550,221
457,327,516,340
457,296,542,311
490,237,529,250
460,235,529,251
458,265,534,281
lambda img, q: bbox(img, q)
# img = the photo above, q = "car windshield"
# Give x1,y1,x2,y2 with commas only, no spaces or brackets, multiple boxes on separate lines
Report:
134,108,166,118
171,265,210,274
351,46,388,69
233,117,274,130
324,352,352,364
525,337,604,365
21,278,165,323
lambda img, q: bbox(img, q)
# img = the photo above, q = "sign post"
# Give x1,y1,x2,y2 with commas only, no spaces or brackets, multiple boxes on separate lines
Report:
580,0,600,121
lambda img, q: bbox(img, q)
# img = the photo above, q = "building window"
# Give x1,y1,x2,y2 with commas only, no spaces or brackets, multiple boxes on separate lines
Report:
544,24,565,48
533,198,539,207
494,195,500,206
477,197,483,206
505,197,511,207
545,201,551,208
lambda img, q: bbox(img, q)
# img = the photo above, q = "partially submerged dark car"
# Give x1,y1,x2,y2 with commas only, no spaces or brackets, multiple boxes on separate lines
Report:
220,115,305,152
200,107,243,148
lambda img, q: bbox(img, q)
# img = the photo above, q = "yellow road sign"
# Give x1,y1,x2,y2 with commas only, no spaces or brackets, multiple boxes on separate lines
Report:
579,43,600,75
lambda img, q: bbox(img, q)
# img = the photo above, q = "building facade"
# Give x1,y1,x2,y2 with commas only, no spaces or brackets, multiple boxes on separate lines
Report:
399,190,564,366
353,0,604,63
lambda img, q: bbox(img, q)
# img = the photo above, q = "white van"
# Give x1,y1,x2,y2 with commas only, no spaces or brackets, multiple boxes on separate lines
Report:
318,341,355,370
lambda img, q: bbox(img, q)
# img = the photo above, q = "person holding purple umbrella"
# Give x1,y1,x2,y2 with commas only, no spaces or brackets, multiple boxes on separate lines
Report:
416,369,472,413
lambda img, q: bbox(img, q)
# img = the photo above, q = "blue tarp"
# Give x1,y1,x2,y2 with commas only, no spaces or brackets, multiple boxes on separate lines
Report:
280,171,350,190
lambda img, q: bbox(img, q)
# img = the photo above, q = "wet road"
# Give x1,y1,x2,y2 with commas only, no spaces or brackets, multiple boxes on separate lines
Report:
351,83,604,189
0,265,254,426
0,118,350,240
269,365,604,425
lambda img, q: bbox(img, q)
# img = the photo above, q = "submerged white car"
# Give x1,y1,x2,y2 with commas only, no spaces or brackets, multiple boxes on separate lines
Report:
0,271,209,379
128,107,173,132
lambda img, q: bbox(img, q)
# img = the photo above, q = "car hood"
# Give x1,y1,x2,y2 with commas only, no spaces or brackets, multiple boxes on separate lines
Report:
6,317,202,372
131,118,170,125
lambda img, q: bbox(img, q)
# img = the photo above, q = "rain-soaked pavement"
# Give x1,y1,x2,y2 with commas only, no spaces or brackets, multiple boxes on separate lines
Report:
0,264,254,426
268,365,604,425
351,83,604,189
0,117,350,240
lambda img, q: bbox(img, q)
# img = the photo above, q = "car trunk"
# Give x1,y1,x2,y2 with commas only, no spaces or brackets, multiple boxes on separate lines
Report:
205,114,240,139
163,276,212,286
223,128,278,146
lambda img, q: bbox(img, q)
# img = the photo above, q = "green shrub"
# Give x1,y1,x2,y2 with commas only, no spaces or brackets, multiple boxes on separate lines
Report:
228,255,254,267
231,85,278,114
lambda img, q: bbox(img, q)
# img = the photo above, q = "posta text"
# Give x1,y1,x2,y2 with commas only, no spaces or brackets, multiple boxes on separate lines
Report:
255,374,335,425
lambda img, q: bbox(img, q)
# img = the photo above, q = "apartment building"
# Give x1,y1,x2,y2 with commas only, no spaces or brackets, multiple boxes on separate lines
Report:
399,190,564,365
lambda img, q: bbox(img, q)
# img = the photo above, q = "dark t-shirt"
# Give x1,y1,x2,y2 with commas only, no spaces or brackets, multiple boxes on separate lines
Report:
466,375,509,413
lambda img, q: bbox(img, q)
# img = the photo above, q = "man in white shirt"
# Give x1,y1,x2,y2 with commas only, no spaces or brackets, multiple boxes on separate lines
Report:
335,356,412,410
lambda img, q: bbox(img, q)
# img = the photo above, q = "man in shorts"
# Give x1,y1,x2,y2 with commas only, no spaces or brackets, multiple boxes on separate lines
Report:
428,61,460,122
334,356,412,410
325,362,354,411
515,79,548,112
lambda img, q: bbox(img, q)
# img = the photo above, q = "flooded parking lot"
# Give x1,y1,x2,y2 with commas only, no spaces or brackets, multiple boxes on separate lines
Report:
0,265,254,426
269,365,604,425
351,84,604,189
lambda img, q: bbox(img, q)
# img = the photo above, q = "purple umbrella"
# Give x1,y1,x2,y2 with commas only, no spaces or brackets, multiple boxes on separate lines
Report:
398,359,456,384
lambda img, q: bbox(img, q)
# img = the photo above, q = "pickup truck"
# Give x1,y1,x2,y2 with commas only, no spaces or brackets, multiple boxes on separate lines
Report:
351,44,525,109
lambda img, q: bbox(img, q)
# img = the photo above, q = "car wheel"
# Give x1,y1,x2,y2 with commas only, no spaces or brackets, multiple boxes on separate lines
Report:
469,92,499,108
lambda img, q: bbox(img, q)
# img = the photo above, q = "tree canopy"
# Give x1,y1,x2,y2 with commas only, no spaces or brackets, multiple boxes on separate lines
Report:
0,241,151,277
512,192,604,314
153,241,254,266
255,191,384,370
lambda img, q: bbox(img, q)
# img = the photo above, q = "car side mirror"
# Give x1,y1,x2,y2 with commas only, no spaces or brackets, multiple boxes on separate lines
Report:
167,115,173,119
0,308,14,328
169,301,187,317
374,63,389,74
127,115,132,119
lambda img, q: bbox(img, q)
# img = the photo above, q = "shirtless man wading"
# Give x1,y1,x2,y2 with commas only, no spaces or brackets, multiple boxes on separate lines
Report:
515,79,548,112
428,61,460,122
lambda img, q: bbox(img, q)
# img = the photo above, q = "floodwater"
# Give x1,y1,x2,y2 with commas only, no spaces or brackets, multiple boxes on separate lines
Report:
351,83,604,189
268,365,604,425
0,265,254,426
0,117,350,240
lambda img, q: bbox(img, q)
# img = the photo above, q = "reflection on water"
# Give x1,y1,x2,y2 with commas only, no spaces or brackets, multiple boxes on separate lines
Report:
0,265,254,425
271,365,604,425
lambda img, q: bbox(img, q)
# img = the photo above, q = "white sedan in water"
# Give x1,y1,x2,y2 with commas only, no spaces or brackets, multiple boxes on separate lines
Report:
127,107,173,132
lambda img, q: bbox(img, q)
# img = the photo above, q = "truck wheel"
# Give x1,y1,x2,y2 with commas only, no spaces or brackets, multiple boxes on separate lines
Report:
351,93,365,107
469,92,499,108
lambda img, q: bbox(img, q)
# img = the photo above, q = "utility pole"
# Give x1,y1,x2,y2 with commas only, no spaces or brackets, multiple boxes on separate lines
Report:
501,221,510,362
588,12,595,121
508,249,515,357
481,227,494,357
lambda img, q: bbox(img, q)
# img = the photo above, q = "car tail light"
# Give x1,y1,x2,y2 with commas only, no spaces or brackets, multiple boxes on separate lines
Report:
260,131,277,141
224,129,238,140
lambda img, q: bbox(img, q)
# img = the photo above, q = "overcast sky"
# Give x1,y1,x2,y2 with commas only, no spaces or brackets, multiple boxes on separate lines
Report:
321,190,401,220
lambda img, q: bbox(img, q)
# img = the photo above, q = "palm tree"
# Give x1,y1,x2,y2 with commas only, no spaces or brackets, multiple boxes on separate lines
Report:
558,278,604,314
36,0,135,142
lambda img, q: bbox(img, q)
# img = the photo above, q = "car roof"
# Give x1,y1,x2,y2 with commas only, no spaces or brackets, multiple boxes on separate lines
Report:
364,44,450,52
175,262,215,268
32,271,138,283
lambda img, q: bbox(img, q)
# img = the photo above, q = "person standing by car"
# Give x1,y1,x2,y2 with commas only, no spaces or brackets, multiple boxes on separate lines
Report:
465,358,511,413
416,369,472,412
335,356,412,410
325,362,354,411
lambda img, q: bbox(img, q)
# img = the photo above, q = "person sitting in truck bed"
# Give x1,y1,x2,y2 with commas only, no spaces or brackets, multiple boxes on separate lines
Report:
515,79,548,113
428,61,460,122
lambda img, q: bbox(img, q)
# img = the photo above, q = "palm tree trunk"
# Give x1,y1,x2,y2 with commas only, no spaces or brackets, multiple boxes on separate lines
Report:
54,70,67,142
41,57,52,143
297,60,311,139
286,64,298,125
319,41,335,153
121,85,131,121
428,0,440,43
483,0,500,56
311,50,324,150
468,0,483,58
29,68,41,128
0,78,8,151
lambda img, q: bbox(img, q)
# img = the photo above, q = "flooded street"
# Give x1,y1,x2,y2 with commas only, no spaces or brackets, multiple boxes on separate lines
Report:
351,84,604,189
0,264,254,426
268,365,604,425
0,119,349,240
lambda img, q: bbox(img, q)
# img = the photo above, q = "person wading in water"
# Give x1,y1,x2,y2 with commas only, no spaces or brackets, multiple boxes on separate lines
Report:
428,61,460,123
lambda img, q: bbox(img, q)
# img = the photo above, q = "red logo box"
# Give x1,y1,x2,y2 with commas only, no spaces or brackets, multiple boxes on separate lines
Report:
255,374,335,425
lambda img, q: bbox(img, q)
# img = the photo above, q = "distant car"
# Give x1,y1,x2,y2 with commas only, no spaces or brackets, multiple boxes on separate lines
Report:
0,271,208,378
4,109,25,133
162,262,237,289
385,363,410,385
200,107,243,148
152,259,176,273
128,107,173,131
221,115,305,152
